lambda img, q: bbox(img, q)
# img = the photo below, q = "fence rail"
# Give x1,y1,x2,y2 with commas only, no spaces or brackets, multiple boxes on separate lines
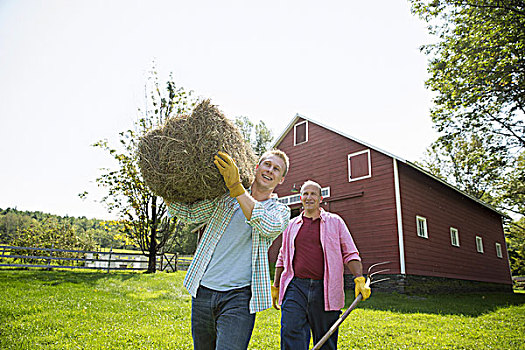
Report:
0,245,192,272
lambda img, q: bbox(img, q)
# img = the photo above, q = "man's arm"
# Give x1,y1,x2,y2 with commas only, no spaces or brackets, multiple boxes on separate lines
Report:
214,151,290,239
273,266,284,287
236,192,256,221
165,197,219,224
272,266,284,310
345,259,363,278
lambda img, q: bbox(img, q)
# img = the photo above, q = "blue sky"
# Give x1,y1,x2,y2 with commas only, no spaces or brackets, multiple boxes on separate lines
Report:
0,0,436,219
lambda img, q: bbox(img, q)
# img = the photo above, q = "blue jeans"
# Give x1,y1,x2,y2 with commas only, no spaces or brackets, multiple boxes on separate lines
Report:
281,278,341,350
191,285,255,350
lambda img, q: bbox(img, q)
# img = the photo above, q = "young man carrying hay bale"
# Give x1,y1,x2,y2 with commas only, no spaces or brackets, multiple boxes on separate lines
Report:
166,149,290,350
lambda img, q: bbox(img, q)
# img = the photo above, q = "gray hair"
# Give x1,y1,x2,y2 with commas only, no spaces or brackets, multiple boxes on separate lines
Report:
300,180,322,195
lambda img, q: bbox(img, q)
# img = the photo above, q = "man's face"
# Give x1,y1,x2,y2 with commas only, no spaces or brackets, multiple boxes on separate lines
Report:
255,155,286,191
300,184,322,211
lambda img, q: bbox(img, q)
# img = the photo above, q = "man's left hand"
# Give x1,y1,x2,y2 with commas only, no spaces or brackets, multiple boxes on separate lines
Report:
354,276,371,300
271,285,280,310
214,151,245,197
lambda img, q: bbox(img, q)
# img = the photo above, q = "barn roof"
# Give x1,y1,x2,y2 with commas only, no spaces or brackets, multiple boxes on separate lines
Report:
272,113,507,218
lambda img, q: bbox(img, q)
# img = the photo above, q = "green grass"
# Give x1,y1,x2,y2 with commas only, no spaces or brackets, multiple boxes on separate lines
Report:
1,270,524,349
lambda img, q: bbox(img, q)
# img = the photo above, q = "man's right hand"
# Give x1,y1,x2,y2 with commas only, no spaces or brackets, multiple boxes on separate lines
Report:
214,151,245,198
271,285,280,310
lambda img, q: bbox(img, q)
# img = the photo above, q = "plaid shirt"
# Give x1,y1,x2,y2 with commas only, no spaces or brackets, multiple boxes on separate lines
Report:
168,193,290,313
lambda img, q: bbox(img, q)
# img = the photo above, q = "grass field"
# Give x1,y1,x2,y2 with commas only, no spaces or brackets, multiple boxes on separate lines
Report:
1,270,524,349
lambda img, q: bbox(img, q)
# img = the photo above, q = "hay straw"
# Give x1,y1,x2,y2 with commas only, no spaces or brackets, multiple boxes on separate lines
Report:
138,99,257,203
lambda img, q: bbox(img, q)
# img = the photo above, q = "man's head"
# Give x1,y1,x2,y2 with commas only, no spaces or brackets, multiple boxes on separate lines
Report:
257,149,289,177
253,149,289,191
300,180,323,213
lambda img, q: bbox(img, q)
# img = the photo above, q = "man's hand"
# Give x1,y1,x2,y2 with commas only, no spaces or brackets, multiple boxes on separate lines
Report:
271,285,280,310
354,276,371,300
214,151,245,197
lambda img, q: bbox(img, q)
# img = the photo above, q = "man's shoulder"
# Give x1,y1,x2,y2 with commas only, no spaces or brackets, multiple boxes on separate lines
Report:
321,210,344,222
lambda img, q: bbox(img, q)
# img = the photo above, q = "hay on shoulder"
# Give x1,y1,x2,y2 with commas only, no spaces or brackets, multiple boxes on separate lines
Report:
138,99,257,203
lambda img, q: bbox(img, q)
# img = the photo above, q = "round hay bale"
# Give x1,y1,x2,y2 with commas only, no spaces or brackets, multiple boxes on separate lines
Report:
138,99,257,203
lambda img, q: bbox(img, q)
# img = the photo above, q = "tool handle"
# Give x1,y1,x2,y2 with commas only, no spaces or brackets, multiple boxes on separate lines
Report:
311,294,363,350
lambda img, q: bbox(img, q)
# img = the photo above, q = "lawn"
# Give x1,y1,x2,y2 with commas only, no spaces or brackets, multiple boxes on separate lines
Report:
1,270,524,349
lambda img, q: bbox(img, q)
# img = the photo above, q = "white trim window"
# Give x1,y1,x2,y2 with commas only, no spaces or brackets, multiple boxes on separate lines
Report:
450,227,460,247
476,236,484,253
278,186,331,206
348,149,371,182
416,216,428,238
495,242,503,258
294,121,308,146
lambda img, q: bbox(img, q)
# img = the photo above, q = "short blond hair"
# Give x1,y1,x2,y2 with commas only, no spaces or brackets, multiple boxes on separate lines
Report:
258,149,290,177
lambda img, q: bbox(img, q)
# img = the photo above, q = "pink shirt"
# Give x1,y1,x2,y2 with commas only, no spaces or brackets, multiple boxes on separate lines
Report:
276,208,361,311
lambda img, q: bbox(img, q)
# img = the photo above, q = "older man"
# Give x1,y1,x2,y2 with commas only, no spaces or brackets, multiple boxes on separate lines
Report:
272,180,370,350
167,150,290,350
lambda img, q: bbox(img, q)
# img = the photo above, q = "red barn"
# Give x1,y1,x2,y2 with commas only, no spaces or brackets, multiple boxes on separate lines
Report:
269,115,513,293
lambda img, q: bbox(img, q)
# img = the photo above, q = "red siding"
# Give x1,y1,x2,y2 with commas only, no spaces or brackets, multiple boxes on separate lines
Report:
271,119,400,272
268,117,511,286
398,162,512,284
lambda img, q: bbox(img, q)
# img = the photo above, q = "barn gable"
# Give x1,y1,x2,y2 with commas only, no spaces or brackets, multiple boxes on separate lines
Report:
270,114,512,290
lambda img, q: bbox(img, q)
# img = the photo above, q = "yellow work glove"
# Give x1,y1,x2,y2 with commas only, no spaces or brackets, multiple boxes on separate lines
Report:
271,285,280,310
354,276,371,301
214,151,245,198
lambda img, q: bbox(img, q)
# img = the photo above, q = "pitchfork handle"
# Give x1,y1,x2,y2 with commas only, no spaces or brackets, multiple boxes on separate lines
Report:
311,294,363,350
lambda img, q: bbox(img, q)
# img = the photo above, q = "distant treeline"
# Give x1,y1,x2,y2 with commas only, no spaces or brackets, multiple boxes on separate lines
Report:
0,207,132,251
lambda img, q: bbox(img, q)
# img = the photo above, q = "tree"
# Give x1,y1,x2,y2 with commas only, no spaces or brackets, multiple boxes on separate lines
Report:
418,133,507,205
234,116,274,156
506,217,525,276
410,0,525,150
83,66,197,273
13,218,94,265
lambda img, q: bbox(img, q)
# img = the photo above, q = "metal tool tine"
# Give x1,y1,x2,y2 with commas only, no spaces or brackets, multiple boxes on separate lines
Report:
370,277,390,285
369,269,390,278
366,261,391,274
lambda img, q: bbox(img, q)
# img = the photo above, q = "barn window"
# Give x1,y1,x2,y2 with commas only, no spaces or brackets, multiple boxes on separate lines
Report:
278,187,330,206
495,243,503,258
294,121,308,146
450,227,459,247
416,216,428,238
476,236,484,253
348,149,371,182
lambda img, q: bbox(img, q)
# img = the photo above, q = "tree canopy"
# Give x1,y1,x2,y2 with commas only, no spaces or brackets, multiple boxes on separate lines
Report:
411,0,525,151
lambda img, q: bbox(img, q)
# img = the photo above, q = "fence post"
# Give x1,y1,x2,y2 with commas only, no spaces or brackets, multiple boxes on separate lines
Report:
160,254,164,272
46,244,54,271
106,248,113,273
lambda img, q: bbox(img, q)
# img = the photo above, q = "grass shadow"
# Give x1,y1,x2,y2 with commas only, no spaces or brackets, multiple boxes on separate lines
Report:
346,291,525,317
0,268,140,287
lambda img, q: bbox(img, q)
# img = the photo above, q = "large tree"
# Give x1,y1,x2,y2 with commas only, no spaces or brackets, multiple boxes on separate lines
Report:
410,0,525,150
410,1,525,216
83,68,197,273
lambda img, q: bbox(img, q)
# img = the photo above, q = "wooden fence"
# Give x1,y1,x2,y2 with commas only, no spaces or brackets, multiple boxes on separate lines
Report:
0,245,192,272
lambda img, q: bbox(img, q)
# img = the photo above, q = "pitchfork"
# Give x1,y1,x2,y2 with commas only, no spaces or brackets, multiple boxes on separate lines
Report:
311,261,391,350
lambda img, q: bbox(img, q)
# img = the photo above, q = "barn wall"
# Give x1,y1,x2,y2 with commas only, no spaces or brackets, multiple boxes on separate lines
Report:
271,118,400,272
398,162,512,285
